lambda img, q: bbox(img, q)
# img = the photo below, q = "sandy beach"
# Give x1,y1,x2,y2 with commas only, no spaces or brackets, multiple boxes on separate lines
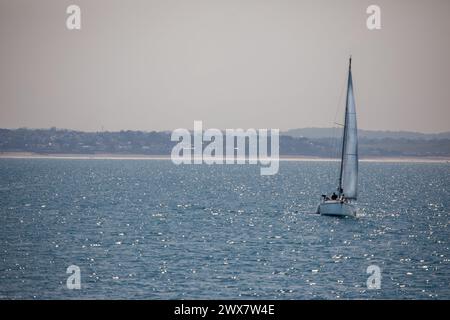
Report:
0,152,448,163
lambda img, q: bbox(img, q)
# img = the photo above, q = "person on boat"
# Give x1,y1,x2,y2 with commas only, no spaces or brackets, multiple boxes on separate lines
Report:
331,192,338,200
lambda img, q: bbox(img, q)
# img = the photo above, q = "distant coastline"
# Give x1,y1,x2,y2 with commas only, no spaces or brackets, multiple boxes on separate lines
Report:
0,152,448,163
1,128,450,159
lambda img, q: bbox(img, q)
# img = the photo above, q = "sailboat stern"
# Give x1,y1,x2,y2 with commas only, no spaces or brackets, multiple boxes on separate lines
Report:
317,200,357,217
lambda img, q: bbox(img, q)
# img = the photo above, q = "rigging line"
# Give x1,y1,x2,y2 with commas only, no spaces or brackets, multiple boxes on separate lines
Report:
333,84,346,126
328,67,348,191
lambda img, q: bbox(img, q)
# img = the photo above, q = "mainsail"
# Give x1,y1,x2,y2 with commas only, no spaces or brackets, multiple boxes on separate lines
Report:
339,57,358,200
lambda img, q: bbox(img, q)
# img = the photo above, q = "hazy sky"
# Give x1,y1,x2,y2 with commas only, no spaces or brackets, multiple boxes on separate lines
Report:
0,0,449,133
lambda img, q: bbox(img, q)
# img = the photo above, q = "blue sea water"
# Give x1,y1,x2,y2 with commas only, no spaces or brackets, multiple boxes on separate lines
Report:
0,159,448,299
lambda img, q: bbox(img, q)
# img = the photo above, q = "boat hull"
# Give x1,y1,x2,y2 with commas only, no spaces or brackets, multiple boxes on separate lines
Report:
317,200,357,217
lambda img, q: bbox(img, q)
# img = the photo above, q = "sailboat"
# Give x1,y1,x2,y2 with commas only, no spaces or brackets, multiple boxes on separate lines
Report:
317,57,358,217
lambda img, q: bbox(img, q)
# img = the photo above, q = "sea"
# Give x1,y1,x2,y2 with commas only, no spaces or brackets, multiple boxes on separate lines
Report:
0,159,448,299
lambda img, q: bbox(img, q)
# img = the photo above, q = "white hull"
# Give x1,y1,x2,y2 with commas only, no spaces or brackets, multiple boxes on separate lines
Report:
317,200,357,217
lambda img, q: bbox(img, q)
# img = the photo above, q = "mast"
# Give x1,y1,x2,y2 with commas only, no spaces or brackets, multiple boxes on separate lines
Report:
338,56,352,195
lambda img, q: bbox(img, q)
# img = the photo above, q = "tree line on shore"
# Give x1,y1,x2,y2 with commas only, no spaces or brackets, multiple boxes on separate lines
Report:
0,128,449,158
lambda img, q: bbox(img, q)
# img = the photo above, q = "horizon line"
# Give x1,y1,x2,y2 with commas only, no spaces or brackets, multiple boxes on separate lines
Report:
1,126,449,135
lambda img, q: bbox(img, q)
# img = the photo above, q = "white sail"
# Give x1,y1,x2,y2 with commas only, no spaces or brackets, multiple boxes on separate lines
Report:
339,60,358,200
